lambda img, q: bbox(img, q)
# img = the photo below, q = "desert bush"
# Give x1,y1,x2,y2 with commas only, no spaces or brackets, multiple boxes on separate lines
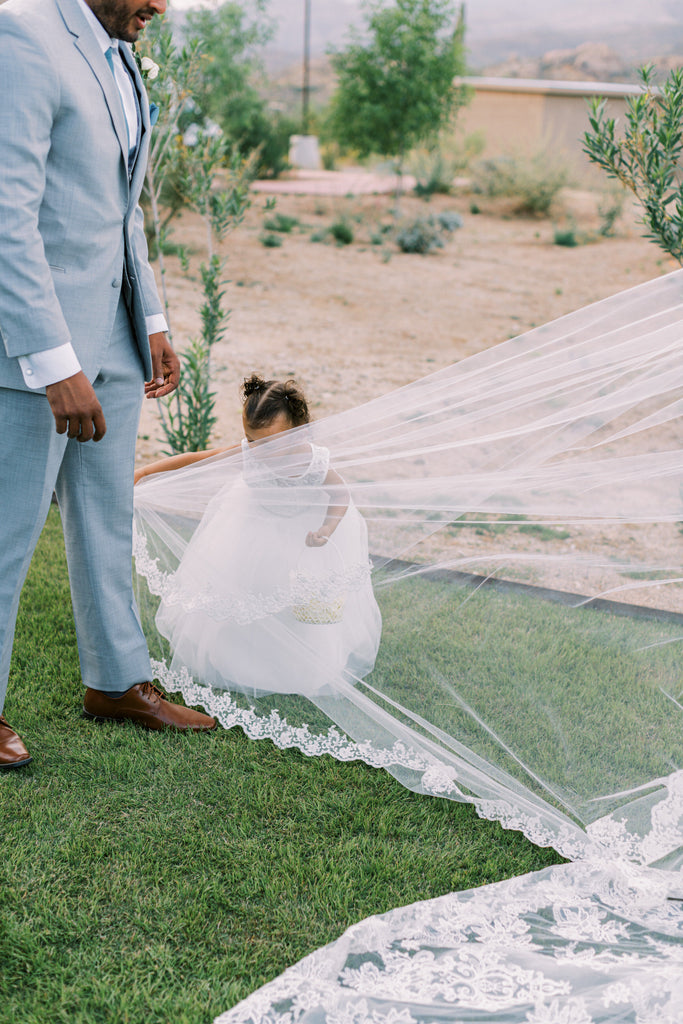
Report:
438,210,463,233
330,220,354,245
259,232,283,248
264,212,299,233
410,131,484,197
395,216,445,253
597,188,625,237
235,110,297,179
553,225,579,247
473,150,568,215
412,148,459,196
394,211,463,253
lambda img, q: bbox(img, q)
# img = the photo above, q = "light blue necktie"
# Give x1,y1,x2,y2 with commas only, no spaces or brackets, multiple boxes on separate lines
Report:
104,46,134,169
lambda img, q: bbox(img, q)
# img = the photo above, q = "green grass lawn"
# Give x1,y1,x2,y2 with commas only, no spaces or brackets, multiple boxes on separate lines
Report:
0,508,563,1024
370,570,683,817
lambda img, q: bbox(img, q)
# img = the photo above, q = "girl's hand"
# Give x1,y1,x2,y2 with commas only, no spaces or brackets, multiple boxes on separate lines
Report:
306,530,329,547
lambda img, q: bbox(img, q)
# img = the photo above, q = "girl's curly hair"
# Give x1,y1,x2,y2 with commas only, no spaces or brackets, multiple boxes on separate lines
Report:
242,373,310,429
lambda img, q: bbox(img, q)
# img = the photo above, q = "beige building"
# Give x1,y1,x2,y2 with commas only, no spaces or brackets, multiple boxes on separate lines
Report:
457,77,644,183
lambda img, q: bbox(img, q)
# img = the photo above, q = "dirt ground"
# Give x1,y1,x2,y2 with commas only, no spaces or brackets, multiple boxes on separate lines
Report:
136,180,683,612
137,181,671,459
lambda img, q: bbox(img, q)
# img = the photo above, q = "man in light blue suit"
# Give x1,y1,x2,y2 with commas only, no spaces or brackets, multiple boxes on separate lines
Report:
0,0,216,768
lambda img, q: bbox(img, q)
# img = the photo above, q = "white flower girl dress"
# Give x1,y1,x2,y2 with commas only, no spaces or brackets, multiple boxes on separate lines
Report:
154,440,381,697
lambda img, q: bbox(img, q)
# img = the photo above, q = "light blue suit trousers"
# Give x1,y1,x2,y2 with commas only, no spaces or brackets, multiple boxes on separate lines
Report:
0,0,165,713
0,299,152,707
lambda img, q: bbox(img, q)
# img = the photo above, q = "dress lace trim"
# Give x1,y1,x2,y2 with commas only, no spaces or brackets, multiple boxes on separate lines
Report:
133,525,372,625
242,439,330,489
213,860,683,1024
149,649,683,868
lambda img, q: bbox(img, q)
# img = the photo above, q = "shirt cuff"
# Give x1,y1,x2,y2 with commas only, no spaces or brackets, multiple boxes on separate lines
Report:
146,313,168,336
18,343,82,389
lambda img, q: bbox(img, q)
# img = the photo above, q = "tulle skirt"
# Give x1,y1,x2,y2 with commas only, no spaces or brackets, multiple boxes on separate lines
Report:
155,479,382,697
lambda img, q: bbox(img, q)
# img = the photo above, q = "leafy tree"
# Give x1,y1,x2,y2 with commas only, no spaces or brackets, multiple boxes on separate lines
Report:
160,141,255,454
136,19,205,275
328,0,467,192
183,1,292,176
584,66,683,264
135,16,256,453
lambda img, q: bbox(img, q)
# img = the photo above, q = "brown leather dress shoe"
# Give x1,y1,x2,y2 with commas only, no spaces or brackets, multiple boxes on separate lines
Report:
0,715,32,768
83,682,216,732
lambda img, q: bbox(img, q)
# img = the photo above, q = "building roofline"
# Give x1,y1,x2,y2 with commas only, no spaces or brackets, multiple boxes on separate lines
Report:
459,76,645,98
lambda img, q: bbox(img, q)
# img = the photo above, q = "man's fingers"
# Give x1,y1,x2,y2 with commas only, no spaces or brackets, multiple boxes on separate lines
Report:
65,411,107,442
146,380,176,399
168,361,180,389
93,409,107,442
46,373,106,443
146,332,181,399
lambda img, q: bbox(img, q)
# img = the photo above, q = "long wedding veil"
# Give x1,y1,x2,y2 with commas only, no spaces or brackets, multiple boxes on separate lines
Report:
134,270,683,1023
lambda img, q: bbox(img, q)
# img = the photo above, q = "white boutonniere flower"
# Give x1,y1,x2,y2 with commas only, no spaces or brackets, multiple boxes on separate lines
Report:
140,56,160,81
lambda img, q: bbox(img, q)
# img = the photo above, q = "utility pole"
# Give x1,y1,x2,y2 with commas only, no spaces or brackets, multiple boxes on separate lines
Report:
302,0,311,134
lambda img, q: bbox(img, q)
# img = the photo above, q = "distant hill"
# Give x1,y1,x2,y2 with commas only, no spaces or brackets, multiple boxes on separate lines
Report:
260,0,683,72
483,42,683,84
167,0,683,111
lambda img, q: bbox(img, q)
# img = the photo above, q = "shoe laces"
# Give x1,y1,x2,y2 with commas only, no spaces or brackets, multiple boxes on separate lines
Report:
140,681,166,702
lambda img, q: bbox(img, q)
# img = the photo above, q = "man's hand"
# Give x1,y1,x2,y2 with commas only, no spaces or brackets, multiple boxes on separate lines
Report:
144,332,180,399
45,372,106,442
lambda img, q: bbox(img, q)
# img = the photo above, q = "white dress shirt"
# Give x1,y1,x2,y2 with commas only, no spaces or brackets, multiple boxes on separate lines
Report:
18,0,167,390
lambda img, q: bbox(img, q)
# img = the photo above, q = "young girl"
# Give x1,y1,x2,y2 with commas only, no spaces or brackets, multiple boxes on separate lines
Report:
134,374,381,698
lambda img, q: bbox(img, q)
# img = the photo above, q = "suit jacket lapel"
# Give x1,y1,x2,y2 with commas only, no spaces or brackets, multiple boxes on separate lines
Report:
55,0,130,170
119,42,151,195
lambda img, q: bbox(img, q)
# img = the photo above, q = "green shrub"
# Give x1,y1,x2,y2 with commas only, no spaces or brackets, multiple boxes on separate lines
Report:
553,225,578,247
244,112,298,180
473,150,568,216
395,216,444,254
438,210,463,233
259,232,283,248
264,213,298,233
409,132,485,197
597,189,625,237
330,220,354,245
310,229,329,243
412,149,458,196
584,66,683,262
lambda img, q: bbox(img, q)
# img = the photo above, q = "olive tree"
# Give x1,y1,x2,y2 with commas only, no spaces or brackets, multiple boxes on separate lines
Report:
584,66,683,264
328,0,467,200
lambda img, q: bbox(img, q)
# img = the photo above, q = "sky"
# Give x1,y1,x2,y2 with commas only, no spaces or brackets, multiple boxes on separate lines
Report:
167,0,683,67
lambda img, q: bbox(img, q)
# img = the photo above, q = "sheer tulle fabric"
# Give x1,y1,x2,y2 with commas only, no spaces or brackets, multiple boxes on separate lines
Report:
134,270,683,1022
152,440,381,697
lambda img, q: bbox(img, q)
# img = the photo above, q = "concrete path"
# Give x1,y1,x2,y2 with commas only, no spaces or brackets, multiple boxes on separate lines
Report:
251,168,417,196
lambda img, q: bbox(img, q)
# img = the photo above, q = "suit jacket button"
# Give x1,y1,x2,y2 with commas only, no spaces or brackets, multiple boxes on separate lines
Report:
112,278,121,288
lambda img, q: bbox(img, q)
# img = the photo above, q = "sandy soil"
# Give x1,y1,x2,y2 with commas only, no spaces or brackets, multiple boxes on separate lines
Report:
137,183,672,459
136,181,683,612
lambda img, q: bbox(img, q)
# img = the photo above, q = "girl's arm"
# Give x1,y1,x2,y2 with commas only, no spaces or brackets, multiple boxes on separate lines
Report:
134,444,239,485
306,467,350,547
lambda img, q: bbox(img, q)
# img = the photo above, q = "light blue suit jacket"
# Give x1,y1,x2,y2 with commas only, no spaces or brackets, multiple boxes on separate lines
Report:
0,0,162,392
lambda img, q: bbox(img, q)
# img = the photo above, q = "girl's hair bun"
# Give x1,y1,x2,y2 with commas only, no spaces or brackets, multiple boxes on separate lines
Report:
242,373,267,399
283,380,309,425
241,373,311,429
